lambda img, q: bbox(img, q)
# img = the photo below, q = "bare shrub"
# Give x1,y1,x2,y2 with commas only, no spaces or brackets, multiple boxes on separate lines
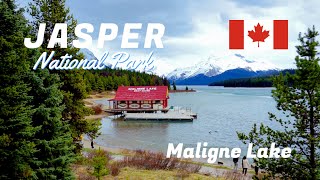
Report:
109,162,121,176
91,104,103,115
119,150,201,174
120,150,179,170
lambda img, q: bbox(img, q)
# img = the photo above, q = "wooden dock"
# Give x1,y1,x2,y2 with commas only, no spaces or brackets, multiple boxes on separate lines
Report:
124,111,194,121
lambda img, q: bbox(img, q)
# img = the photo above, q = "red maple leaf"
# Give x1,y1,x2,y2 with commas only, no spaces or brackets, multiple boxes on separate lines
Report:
248,23,269,47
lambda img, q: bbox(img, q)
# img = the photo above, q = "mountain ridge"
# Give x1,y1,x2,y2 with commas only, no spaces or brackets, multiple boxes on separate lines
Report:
167,54,280,85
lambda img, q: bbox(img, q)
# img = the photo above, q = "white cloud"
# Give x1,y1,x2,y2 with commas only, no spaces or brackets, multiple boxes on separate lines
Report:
18,0,320,75
157,0,320,73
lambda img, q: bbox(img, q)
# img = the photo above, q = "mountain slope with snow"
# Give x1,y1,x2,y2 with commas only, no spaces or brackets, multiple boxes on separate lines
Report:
79,48,99,60
167,53,279,80
167,54,280,85
79,48,112,68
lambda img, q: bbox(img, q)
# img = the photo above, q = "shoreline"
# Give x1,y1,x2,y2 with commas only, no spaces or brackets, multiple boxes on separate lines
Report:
84,91,115,119
82,138,254,178
83,91,126,155
82,138,126,154
82,90,254,178
169,89,196,93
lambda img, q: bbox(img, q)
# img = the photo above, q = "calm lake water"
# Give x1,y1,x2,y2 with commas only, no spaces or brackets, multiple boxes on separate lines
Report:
95,86,284,164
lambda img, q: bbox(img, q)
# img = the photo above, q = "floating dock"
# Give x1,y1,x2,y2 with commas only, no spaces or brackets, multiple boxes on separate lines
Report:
124,111,194,121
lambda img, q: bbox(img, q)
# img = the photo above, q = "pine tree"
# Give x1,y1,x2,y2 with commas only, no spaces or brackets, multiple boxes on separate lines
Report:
122,75,130,86
28,68,75,179
173,81,177,91
238,26,320,179
131,76,139,86
96,78,104,92
163,77,171,90
106,76,114,90
29,0,93,153
0,0,38,178
91,148,109,180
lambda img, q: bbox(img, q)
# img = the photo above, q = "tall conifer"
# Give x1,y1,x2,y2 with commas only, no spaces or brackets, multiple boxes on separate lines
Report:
28,67,75,179
29,0,92,152
238,27,320,179
0,0,38,178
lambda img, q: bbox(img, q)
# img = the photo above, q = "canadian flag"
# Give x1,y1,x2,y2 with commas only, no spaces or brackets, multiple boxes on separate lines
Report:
229,20,288,49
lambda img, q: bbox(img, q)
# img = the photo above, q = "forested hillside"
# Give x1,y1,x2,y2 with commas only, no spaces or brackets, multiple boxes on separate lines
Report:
209,69,295,87
84,69,170,92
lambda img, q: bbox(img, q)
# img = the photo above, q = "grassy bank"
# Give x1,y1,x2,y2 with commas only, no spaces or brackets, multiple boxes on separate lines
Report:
73,166,215,180
74,146,257,179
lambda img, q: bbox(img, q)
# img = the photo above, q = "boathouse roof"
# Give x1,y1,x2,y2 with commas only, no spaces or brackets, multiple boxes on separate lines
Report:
110,86,169,101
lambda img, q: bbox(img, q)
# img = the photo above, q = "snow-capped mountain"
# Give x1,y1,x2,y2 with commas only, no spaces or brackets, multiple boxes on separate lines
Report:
78,48,112,68
167,54,278,80
79,48,98,60
167,54,280,85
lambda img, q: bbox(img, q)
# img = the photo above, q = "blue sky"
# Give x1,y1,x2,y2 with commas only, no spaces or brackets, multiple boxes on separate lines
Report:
17,0,320,75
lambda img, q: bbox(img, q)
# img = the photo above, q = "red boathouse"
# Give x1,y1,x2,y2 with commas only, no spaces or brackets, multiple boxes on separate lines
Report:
108,86,169,112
